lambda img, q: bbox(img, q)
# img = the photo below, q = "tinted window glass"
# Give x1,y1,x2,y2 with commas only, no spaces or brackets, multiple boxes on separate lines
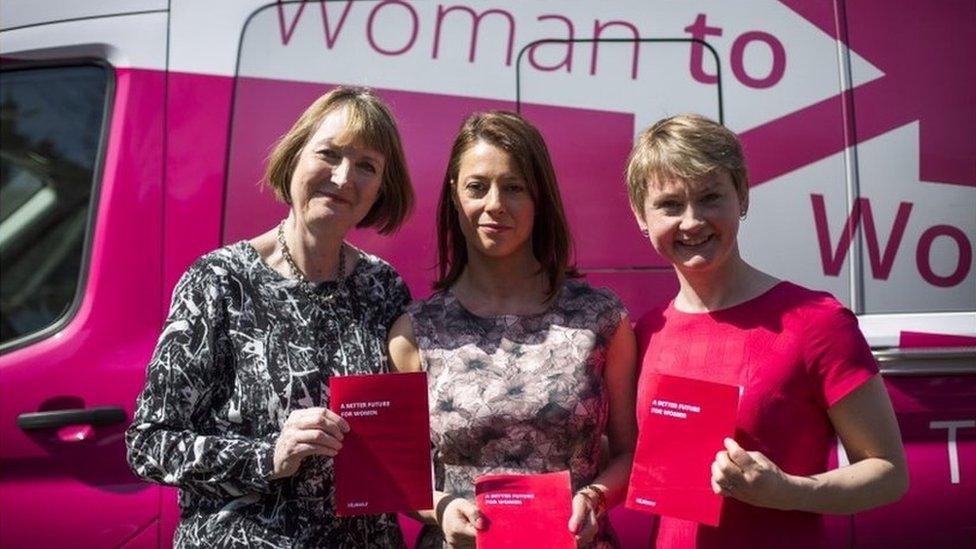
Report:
0,65,108,345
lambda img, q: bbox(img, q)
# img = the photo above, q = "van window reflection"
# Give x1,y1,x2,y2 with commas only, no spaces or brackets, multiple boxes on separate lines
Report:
0,65,108,346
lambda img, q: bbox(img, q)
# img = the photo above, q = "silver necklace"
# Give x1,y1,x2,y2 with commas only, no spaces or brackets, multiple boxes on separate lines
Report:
276,220,346,304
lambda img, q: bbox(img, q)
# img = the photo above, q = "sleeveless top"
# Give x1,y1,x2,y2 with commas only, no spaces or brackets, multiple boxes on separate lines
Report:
407,280,627,548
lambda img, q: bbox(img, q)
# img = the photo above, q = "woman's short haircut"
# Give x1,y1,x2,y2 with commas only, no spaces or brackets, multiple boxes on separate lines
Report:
626,114,749,219
264,86,413,234
434,110,577,299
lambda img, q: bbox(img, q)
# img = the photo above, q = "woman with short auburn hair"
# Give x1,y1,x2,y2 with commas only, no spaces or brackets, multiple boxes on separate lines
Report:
390,111,638,548
265,86,413,233
127,86,414,547
627,114,908,548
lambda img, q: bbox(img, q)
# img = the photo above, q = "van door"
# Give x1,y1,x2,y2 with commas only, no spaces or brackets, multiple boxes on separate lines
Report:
0,9,168,548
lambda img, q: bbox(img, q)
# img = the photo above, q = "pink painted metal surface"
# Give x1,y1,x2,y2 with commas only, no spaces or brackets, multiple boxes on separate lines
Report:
0,68,165,548
747,0,975,190
853,377,976,547
162,71,236,296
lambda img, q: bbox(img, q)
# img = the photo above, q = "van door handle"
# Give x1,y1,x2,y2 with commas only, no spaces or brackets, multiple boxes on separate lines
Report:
17,406,127,431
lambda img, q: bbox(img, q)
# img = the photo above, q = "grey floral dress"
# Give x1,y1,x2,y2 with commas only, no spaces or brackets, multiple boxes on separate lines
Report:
408,280,627,548
125,242,409,548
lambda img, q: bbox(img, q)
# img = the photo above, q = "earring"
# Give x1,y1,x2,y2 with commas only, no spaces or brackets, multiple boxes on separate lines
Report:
640,228,649,236
739,210,747,220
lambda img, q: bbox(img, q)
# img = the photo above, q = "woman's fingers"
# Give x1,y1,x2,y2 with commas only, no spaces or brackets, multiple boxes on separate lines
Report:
290,427,343,452
724,437,757,468
716,449,744,479
712,449,746,495
456,521,478,540
442,498,482,547
711,442,794,509
317,408,351,434
286,408,350,439
568,493,588,533
278,429,340,463
711,459,733,495
455,498,485,531
272,409,350,479
289,441,338,458
568,493,599,546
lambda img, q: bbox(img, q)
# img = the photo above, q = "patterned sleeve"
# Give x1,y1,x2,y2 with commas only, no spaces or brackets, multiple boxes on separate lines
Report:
380,265,412,331
125,259,277,498
595,286,629,341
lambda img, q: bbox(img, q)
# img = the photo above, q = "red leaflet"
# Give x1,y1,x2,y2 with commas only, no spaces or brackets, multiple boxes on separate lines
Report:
330,371,433,516
475,470,575,548
626,373,740,526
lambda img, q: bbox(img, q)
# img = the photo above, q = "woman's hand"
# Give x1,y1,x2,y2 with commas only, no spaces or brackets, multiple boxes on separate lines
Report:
271,407,350,480
438,496,484,548
568,489,602,547
710,437,797,510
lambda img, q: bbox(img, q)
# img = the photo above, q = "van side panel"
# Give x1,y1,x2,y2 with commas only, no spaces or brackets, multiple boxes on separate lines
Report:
856,377,976,547
163,72,235,294
1,1,972,546
0,66,165,548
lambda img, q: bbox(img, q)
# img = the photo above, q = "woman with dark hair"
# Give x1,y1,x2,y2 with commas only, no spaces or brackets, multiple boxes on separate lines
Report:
389,111,637,548
126,87,414,548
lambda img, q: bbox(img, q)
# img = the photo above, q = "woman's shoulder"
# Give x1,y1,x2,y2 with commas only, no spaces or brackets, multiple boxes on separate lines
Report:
349,247,403,283
556,279,628,337
201,241,253,266
561,278,626,312
405,290,451,318
177,242,253,287
347,248,412,317
772,280,849,317
762,281,863,343
633,303,669,334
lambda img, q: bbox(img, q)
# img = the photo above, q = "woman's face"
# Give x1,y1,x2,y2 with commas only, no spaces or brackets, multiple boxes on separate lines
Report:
636,169,744,275
289,107,385,234
454,140,535,260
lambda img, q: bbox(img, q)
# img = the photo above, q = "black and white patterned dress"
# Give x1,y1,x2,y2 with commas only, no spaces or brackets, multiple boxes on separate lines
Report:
126,241,410,548
407,280,627,548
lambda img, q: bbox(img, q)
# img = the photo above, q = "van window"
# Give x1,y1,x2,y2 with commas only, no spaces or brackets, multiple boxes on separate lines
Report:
0,65,109,346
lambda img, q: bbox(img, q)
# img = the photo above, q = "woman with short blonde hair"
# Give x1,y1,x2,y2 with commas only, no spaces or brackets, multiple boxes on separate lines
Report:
627,114,907,548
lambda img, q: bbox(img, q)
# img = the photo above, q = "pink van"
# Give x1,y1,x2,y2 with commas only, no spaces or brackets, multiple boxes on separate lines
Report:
1,1,973,547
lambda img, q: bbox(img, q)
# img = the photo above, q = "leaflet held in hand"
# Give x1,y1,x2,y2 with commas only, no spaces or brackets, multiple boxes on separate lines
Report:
329,371,432,516
475,470,575,549
626,373,740,526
